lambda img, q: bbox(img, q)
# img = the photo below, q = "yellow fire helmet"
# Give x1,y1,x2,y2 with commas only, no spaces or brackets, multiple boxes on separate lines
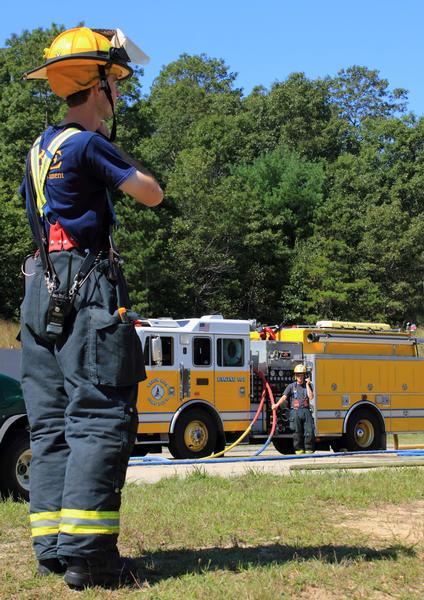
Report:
293,364,307,374
23,27,149,98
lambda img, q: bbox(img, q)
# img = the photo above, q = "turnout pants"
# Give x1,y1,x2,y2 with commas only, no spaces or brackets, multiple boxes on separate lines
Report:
290,408,315,452
20,250,145,562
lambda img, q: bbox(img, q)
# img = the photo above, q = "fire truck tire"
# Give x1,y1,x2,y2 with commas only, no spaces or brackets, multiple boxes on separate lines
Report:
272,438,294,455
169,409,217,459
0,430,31,501
330,439,347,453
214,431,226,455
345,409,383,451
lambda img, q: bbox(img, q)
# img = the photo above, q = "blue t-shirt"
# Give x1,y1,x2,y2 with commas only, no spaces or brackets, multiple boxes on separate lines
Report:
20,124,136,251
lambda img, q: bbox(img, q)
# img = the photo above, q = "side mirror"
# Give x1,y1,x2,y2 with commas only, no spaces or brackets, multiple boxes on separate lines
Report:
151,336,163,366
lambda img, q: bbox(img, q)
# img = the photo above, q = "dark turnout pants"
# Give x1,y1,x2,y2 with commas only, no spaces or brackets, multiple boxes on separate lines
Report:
20,250,144,562
290,408,315,451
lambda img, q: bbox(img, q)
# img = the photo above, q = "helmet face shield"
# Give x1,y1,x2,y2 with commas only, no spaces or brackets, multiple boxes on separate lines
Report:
110,28,150,65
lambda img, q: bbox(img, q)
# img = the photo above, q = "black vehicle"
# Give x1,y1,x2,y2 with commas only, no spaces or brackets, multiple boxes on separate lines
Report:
0,372,30,500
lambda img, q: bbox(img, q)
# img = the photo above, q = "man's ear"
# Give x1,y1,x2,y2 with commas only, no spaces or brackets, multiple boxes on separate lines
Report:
91,81,102,97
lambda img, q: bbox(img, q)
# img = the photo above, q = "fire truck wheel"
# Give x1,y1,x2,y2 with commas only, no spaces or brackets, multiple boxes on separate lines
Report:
345,409,382,451
272,438,294,455
0,430,31,501
168,409,217,459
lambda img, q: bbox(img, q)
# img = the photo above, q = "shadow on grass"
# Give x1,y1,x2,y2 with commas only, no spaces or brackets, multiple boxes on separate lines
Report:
135,543,415,582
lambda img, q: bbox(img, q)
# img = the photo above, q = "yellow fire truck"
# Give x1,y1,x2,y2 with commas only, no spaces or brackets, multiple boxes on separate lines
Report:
134,315,424,458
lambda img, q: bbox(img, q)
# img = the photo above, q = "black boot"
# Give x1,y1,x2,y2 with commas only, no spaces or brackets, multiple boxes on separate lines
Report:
37,558,67,577
64,555,138,589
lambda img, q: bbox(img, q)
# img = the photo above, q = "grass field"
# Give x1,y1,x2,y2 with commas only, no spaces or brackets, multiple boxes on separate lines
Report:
393,433,424,448
1,320,423,597
1,469,423,599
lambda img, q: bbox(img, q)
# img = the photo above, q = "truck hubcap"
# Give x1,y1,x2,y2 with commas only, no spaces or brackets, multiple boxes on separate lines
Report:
16,449,32,491
184,421,208,452
354,420,374,448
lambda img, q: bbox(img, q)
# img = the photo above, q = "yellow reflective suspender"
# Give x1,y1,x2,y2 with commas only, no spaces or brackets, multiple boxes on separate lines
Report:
29,127,81,217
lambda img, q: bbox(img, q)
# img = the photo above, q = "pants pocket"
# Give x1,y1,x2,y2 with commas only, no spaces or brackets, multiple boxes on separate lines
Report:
290,411,302,433
88,308,146,386
21,270,52,341
113,403,139,492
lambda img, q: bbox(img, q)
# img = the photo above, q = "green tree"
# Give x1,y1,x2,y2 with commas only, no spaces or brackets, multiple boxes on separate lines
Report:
139,53,240,179
282,115,424,325
267,73,343,161
1,23,423,329
328,66,408,128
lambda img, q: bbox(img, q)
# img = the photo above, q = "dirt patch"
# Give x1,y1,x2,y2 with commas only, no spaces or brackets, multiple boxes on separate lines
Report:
300,589,395,600
299,588,343,600
333,501,424,545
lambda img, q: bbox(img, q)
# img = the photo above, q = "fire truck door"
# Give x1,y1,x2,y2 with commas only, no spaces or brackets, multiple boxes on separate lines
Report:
180,335,214,404
138,334,180,433
214,335,250,429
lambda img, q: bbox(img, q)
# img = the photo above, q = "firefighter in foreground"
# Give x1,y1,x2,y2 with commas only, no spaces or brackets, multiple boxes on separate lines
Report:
272,364,315,454
20,27,163,588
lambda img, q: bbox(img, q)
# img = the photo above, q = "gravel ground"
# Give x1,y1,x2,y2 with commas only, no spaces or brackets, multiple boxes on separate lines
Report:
125,444,419,484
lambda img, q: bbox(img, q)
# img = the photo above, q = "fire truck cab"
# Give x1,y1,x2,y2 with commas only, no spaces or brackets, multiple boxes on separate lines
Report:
135,315,252,458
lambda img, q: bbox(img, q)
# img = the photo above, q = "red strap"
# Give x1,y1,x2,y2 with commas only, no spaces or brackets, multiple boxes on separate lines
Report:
48,222,78,252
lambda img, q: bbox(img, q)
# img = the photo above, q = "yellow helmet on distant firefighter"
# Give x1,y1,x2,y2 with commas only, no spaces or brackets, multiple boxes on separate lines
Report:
294,364,307,374
23,27,149,98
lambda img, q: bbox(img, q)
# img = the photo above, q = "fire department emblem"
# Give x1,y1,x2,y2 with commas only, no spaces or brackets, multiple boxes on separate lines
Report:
147,378,170,406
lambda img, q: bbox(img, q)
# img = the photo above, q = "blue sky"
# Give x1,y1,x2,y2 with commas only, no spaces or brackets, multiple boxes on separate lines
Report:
2,0,423,114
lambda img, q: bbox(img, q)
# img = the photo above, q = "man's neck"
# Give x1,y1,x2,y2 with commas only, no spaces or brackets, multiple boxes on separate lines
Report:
61,106,101,132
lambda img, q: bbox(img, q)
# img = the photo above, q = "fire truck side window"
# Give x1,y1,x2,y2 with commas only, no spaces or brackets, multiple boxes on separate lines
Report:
143,336,174,366
217,338,244,367
193,337,211,366
143,337,150,365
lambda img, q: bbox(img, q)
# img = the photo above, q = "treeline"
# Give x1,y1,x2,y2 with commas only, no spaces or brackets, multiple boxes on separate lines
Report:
0,25,423,326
